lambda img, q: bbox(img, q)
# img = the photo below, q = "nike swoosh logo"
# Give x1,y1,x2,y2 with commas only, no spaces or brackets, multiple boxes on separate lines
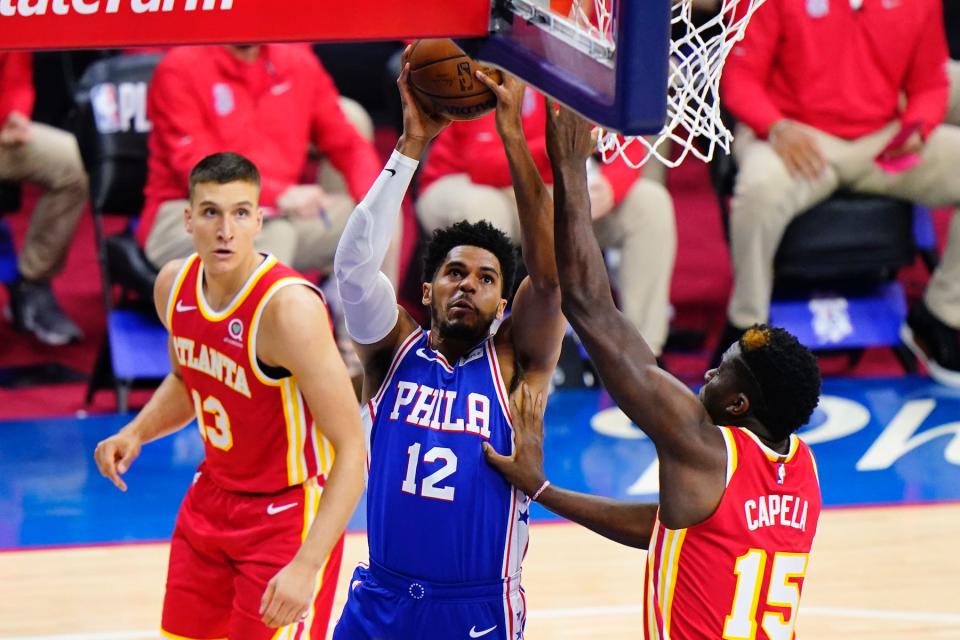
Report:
469,625,497,638
416,348,441,364
175,300,197,312
385,168,396,176
270,82,292,95
266,502,299,516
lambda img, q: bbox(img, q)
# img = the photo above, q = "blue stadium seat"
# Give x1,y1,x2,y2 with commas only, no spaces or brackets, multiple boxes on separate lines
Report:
0,182,21,284
710,137,928,372
72,53,168,412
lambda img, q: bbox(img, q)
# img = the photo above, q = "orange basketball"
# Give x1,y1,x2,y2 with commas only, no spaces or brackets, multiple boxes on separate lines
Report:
407,39,503,121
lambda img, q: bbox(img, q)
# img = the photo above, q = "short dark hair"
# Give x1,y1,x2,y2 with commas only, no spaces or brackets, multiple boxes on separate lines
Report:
421,220,517,297
188,152,260,199
736,325,821,440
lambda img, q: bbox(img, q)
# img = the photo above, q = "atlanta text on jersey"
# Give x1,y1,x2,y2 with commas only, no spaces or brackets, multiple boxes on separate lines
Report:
173,336,252,399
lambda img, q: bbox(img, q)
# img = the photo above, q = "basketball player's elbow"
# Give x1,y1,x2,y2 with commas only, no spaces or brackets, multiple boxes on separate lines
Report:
559,285,601,323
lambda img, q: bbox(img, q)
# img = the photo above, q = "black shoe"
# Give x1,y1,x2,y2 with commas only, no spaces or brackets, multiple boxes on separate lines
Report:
5,279,84,346
900,302,960,388
708,322,748,370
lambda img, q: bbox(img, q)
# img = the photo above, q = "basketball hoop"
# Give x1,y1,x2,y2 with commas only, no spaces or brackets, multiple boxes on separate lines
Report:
554,0,767,168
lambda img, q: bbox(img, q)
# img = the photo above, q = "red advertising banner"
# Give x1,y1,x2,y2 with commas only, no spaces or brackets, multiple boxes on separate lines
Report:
0,0,490,50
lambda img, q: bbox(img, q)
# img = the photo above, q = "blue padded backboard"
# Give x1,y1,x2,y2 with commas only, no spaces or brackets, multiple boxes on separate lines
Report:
460,0,671,135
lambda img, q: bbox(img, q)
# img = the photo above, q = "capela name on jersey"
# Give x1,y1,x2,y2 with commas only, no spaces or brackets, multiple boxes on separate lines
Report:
388,381,493,438
173,336,251,398
744,494,810,532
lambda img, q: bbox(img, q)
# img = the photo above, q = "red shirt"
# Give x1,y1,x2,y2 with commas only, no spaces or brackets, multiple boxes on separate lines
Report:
721,0,949,139
643,427,821,639
0,52,34,124
419,90,643,206
167,254,333,493
140,45,380,245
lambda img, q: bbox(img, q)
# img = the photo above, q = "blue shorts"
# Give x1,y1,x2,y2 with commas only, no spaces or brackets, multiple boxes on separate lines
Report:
333,562,527,640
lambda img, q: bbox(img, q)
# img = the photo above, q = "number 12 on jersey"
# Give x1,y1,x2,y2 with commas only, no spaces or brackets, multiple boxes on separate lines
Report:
401,442,458,502
723,549,808,640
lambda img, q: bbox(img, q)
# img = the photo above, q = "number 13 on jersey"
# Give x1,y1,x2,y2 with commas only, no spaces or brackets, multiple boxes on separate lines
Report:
723,549,808,640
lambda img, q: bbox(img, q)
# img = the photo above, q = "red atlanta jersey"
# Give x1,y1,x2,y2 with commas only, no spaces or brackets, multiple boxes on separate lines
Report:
167,253,333,494
643,426,821,639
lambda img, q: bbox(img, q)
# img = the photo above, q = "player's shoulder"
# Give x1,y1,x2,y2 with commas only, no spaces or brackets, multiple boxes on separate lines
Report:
260,281,328,327
154,257,191,325
155,258,189,297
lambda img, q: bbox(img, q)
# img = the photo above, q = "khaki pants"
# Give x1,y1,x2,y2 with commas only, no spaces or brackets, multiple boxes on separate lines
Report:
144,97,402,283
729,121,960,329
416,175,677,354
0,122,88,281
947,59,960,127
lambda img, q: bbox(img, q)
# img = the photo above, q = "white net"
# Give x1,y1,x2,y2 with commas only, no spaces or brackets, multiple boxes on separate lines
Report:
567,0,767,168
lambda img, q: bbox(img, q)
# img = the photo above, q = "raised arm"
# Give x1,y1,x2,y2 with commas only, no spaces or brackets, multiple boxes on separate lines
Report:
333,46,450,396
93,260,196,491
255,285,366,629
477,74,564,387
547,105,714,462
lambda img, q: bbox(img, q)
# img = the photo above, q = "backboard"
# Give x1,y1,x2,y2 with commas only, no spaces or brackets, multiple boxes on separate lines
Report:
0,0,670,136
460,0,672,136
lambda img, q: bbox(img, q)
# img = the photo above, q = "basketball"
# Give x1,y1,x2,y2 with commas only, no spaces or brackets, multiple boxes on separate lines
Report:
407,39,503,121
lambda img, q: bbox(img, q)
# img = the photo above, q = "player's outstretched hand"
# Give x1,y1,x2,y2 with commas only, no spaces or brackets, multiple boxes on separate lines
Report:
475,69,525,139
545,99,596,168
260,559,316,628
397,44,451,149
93,431,142,492
483,382,547,497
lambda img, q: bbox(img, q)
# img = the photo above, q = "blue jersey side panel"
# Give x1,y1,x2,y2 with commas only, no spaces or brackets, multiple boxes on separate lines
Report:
363,330,528,583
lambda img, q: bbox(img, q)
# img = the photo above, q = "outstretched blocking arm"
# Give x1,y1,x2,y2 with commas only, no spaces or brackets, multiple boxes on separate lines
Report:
93,260,197,491
334,46,450,387
547,105,714,463
477,74,564,387
484,384,657,549
256,286,366,629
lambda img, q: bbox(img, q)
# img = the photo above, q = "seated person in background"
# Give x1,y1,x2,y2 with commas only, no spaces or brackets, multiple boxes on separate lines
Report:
140,44,385,281
0,52,87,346
417,89,677,361
718,0,960,387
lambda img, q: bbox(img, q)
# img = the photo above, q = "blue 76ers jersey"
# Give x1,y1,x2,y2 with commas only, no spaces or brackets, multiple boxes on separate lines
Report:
362,328,528,584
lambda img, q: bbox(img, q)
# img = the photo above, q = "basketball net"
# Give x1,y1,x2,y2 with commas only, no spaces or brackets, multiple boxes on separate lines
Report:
568,0,766,168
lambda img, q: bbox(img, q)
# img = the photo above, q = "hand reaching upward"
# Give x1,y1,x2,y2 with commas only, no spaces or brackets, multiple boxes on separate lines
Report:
396,45,451,157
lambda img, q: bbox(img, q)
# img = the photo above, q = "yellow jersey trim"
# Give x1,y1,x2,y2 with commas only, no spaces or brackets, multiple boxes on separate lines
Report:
740,428,799,463
165,254,199,329
196,253,277,322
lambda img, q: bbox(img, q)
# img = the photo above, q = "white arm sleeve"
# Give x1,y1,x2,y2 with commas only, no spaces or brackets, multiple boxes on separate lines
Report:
334,149,419,344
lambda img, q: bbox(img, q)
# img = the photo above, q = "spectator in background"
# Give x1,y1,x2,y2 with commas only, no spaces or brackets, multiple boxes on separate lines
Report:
140,44,385,281
0,52,87,346
417,90,677,361
718,0,960,388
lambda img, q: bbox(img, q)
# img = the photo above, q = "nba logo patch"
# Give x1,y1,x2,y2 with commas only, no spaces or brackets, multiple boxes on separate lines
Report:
806,0,829,18
213,83,235,116
228,318,244,343
90,83,120,134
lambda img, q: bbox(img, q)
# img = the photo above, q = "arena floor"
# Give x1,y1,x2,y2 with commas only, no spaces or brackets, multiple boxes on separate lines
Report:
1,377,959,639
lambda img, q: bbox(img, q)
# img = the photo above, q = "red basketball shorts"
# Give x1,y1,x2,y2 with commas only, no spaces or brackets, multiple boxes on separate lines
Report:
161,471,344,640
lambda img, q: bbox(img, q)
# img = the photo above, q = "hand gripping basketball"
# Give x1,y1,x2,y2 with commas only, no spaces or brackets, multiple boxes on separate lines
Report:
407,38,504,121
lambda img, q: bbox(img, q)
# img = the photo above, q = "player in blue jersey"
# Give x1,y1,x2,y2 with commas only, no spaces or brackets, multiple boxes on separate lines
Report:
331,47,565,640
